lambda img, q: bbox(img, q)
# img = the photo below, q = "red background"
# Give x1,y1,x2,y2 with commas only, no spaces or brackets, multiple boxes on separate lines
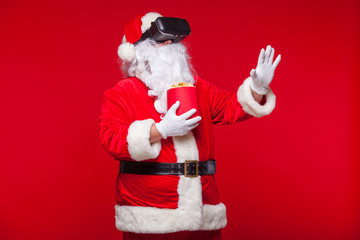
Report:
1,0,359,239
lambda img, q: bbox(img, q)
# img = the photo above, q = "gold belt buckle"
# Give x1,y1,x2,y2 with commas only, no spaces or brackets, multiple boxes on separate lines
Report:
184,160,199,178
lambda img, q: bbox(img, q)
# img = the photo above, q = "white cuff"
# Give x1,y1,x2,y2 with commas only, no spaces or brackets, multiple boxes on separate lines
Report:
127,119,161,161
237,77,276,118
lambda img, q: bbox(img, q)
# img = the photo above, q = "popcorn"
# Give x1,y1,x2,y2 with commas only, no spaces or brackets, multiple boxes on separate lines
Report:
170,82,195,89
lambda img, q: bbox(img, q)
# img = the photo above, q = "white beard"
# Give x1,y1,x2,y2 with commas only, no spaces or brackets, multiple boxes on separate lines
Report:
126,39,195,114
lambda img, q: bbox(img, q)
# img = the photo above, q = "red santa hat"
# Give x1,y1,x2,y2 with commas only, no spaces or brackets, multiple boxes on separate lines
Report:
117,12,162,62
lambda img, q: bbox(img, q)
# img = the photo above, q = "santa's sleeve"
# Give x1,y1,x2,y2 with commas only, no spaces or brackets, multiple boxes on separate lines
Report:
202,77,275,125
237,77,276,118
99,88,161,161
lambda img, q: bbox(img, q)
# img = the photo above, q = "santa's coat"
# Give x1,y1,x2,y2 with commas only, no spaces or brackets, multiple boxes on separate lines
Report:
99,76,275,233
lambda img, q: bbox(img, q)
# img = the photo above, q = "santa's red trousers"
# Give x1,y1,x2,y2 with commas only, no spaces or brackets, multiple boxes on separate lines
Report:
123,230,222,240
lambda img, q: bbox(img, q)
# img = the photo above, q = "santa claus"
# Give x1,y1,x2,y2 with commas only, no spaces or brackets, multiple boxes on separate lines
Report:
100,12,281,240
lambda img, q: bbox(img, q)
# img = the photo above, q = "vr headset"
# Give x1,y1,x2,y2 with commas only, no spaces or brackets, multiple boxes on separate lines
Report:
137,17,191,44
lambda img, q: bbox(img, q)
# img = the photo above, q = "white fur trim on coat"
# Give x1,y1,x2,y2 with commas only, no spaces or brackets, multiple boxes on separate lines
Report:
127,119,161,161
116,131,227,233
200,203,227,230
237,77,276,118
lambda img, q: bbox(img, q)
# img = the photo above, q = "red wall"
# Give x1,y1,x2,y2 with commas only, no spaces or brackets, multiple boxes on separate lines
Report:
1,0,359,239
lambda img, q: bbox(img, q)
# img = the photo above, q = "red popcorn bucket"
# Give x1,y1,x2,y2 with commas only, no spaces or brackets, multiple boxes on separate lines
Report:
167,86,199,118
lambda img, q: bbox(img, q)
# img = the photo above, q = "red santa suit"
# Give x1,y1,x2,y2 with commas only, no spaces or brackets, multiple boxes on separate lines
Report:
99,76,275,234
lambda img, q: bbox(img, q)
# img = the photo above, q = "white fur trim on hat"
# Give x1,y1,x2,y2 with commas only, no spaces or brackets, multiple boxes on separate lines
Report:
118,12,162,62
237,77,276,118
127,119,161,161
140,12,162,33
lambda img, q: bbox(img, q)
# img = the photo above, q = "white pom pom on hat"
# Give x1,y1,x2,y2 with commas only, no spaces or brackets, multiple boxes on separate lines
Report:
117,39,135,62
118,12,162,62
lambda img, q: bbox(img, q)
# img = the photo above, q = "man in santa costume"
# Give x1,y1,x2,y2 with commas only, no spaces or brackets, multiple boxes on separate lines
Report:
100,12,281,240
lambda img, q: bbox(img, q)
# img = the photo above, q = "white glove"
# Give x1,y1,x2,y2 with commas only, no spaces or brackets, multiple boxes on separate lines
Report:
155,101,201,139
250,45,281,95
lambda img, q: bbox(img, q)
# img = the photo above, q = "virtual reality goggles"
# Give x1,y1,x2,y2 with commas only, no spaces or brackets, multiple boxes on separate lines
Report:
138,17,191,44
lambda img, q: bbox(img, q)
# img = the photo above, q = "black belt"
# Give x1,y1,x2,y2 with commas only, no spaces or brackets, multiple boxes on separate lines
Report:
120,160,216,178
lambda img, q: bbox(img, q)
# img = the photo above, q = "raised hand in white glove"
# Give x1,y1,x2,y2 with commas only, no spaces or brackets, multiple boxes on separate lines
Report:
250,45,281,95
155,101,201,139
